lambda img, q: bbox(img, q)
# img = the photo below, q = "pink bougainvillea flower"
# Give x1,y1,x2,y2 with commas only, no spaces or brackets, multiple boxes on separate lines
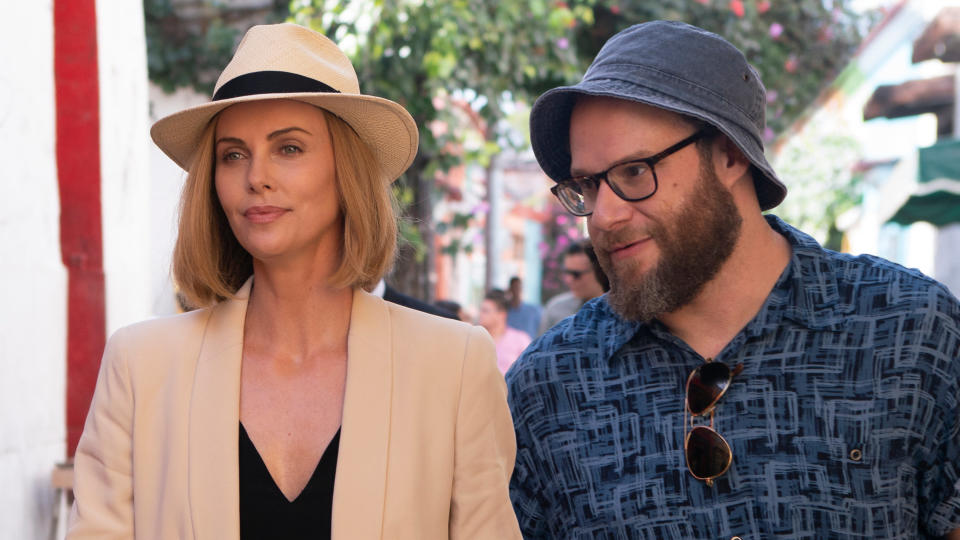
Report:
556,214,569,225
729,0,744,17
610,5,621,14
769,22,783,39
784,56,798,73
764,127,775,141
556,236,570,248
766,89,778,103
758,0,771,13
557,37,569,50
428,119,448,137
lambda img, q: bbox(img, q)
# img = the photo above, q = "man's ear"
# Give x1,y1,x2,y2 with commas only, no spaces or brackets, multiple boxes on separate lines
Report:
712,135,751,187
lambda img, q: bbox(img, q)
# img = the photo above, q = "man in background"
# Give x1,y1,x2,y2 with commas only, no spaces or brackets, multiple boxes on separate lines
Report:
539,240,607,334
478,290,532,374
372,278,457,319
505,276,541,338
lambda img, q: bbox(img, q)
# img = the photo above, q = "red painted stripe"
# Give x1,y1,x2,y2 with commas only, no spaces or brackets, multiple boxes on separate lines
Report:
54,0,105,457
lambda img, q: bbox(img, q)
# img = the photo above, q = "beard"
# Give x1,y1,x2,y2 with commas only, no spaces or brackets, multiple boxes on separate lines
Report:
592,158,743,323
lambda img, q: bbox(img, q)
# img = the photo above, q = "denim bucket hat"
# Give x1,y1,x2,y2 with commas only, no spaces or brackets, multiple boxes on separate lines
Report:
529,20,787,210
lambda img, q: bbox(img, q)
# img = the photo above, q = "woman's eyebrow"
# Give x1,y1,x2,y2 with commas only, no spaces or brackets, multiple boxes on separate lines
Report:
215,127,313,147
267,126,312,139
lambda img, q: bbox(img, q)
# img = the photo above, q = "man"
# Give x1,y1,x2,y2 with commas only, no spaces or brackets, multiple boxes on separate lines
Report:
505,276,541,338
478,289,532,374
506,21,960,539
539,240,607,334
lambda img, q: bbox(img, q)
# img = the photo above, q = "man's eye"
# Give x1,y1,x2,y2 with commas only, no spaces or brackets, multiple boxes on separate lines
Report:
620,163,648,178
577,177,600,191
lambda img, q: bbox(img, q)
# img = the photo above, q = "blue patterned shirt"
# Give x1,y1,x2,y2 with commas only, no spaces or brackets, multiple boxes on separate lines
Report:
506,216,960,539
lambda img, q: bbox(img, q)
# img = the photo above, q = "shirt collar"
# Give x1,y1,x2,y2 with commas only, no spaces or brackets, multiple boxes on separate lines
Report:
765,215,854,331
576,215,852,362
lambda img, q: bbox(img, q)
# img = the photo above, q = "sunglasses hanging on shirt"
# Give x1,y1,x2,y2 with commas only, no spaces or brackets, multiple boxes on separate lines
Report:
684,359,743,486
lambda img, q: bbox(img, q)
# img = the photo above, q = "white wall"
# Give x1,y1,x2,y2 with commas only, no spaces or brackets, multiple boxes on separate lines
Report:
0,0,152,536
99,0,153,334
0,1,67,538
148,84,207,317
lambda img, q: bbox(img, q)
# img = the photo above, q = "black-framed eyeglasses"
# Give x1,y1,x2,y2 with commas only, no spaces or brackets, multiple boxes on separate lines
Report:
684,358,743,487
551,130,709,217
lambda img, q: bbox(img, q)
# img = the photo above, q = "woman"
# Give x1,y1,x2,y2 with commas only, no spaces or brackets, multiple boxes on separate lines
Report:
68,23,521,539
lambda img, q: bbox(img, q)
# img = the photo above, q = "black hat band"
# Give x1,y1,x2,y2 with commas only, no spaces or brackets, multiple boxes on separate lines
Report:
213,71,340,101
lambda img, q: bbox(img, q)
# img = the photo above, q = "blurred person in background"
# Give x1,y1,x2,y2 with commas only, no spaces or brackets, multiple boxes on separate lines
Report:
505,276,541,338
539,240,607,334
478,290,532,375
68,23,520,540
583,242,610,293
370,277,457,319
434,299,468,322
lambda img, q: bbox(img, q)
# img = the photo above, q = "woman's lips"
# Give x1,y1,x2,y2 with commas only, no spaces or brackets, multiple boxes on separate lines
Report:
244,205,289,224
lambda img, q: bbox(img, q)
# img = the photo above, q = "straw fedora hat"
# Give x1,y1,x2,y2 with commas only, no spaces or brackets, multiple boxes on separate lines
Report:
150,23,418,183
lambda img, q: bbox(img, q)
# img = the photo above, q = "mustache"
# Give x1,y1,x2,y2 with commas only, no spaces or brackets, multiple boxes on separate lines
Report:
591,227,655,254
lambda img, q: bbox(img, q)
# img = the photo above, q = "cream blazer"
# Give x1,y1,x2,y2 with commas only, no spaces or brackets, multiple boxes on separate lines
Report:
67,280,522,539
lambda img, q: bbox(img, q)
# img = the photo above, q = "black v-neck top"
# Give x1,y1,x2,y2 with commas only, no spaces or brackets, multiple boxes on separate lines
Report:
238,423,340,540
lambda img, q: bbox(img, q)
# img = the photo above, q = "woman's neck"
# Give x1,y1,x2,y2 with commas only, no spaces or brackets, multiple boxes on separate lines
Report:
243,260,353,363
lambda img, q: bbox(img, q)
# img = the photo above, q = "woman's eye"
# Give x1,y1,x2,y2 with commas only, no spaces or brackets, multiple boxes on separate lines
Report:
280,144,302,155
222,151,243,161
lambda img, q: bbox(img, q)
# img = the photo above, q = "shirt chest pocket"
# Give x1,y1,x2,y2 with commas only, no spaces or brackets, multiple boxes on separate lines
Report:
792,394,918,498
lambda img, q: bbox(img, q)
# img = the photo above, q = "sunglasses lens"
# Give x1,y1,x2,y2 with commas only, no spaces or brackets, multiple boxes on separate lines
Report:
686,426,731,480
686,361,731,415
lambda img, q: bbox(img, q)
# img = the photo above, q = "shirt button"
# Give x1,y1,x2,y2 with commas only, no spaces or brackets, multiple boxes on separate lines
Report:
849,448,862,461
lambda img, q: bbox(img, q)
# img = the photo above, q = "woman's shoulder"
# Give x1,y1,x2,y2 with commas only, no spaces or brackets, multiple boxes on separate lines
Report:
107,306,216,356
361,292,494,357
385,300,469,330
116,306,213,338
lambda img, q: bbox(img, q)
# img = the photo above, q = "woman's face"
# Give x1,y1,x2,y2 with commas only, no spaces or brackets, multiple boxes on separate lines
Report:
214,99,341,265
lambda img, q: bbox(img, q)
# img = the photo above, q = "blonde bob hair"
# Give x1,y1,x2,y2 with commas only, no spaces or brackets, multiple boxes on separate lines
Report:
172,107,398,309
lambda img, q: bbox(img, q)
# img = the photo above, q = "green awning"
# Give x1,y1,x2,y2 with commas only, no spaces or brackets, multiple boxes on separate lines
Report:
889,138,960,226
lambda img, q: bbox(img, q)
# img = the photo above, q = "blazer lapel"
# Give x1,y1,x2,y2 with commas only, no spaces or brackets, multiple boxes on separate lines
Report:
188,279,250,540
331,289,393,539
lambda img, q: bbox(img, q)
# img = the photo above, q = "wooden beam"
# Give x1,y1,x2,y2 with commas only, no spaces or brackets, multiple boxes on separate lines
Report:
913,7,960,63
863,75,954,120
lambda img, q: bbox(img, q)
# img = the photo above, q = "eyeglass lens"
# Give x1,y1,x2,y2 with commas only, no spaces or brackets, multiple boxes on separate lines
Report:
686,361,733,415
686,426,731,480
554,162,656,216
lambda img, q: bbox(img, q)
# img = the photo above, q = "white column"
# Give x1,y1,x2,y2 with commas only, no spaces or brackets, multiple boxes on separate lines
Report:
934,64,960,297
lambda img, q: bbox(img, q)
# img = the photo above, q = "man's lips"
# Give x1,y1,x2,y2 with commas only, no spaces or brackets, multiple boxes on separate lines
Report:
243,205,289,224
605,237,652,260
